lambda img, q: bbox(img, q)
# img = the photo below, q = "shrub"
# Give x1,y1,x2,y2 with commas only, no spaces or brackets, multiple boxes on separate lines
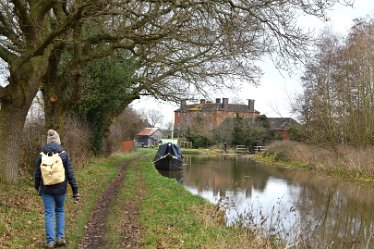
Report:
19,123,45,176
264,141,374,176
62,116,94,169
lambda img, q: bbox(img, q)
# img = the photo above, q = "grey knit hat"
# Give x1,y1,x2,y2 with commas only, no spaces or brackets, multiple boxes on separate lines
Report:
47,129,61,144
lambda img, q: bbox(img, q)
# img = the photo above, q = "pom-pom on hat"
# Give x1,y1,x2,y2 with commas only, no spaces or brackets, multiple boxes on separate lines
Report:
47,129,61,144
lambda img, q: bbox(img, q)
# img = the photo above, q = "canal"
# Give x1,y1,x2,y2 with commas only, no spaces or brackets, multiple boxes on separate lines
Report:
160,155,374,248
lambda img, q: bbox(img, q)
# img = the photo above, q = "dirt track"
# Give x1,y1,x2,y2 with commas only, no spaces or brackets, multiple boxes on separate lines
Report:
78,160,144,249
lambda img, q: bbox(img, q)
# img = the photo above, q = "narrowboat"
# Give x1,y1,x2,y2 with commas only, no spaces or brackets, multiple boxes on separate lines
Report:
153,142,183,170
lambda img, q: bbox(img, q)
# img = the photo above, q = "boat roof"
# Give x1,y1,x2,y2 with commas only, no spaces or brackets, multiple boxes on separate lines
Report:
161,139,178,144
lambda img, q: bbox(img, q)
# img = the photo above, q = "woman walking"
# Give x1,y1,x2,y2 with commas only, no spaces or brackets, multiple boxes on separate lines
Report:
34,129,80,248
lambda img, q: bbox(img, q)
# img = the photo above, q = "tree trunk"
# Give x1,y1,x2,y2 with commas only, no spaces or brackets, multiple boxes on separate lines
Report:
43,95,65,131
0,57,47,184
42,75,77,135
0,102,33,184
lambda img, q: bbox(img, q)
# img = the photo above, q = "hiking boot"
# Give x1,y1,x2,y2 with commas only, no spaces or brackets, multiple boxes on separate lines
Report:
46,241,55,249
55,238,66,247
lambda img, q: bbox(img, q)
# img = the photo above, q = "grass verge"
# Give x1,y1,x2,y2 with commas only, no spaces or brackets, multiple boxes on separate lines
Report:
137,150,276,249
182,148,226,155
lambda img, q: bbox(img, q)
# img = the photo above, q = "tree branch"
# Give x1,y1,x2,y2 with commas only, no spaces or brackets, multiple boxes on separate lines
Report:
11,0,34,42
11,6,85,72
0,44,18,64
32,0,58,23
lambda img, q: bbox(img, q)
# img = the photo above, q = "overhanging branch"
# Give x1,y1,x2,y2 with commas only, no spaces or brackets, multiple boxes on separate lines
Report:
11,6,85,72
0,44,18,64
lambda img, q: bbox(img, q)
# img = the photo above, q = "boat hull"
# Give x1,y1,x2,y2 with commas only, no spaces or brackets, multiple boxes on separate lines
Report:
154,155,183,171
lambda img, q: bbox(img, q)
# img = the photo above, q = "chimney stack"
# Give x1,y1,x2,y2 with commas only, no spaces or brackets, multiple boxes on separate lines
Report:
248,99,255,112
215,98,221,104
222,98,229,109
181,99,186,110
200,99,206,104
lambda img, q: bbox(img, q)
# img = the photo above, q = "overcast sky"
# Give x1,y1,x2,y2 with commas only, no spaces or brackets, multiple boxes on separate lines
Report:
132,0,374,128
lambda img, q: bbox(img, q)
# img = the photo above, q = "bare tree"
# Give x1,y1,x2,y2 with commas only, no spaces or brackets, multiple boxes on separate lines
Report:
296,17,374,151
337,18,374,148
145,109,162,127
164,121,174,139
109,107,147,152
297,29,342,151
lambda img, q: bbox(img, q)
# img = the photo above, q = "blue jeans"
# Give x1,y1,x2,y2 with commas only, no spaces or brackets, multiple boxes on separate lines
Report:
42,192,66,243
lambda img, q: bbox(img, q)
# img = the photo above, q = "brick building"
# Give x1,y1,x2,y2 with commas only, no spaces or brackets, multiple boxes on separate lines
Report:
134,127,164,147
174,98,260,137
267,117,299,140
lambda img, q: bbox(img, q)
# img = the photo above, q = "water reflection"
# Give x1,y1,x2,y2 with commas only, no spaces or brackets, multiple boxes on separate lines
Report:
163,155,374,248
157,169,184,183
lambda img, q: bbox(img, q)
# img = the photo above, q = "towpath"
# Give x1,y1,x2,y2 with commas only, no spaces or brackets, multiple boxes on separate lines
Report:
78,159,144,249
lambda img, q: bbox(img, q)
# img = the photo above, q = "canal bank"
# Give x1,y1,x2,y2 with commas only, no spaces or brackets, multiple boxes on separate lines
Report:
257,141,374,183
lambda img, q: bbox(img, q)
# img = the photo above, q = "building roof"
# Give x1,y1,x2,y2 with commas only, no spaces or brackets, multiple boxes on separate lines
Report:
267,118,299,131
137,127,159,136
174,103,259,113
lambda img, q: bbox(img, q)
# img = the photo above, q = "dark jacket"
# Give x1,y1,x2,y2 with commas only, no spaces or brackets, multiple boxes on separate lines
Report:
34,142,78,195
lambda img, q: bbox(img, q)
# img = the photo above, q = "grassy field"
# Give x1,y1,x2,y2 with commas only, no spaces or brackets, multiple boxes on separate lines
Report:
0,149,277,249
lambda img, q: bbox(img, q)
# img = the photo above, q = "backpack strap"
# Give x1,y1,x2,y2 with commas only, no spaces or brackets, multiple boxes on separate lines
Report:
40,151,65,156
